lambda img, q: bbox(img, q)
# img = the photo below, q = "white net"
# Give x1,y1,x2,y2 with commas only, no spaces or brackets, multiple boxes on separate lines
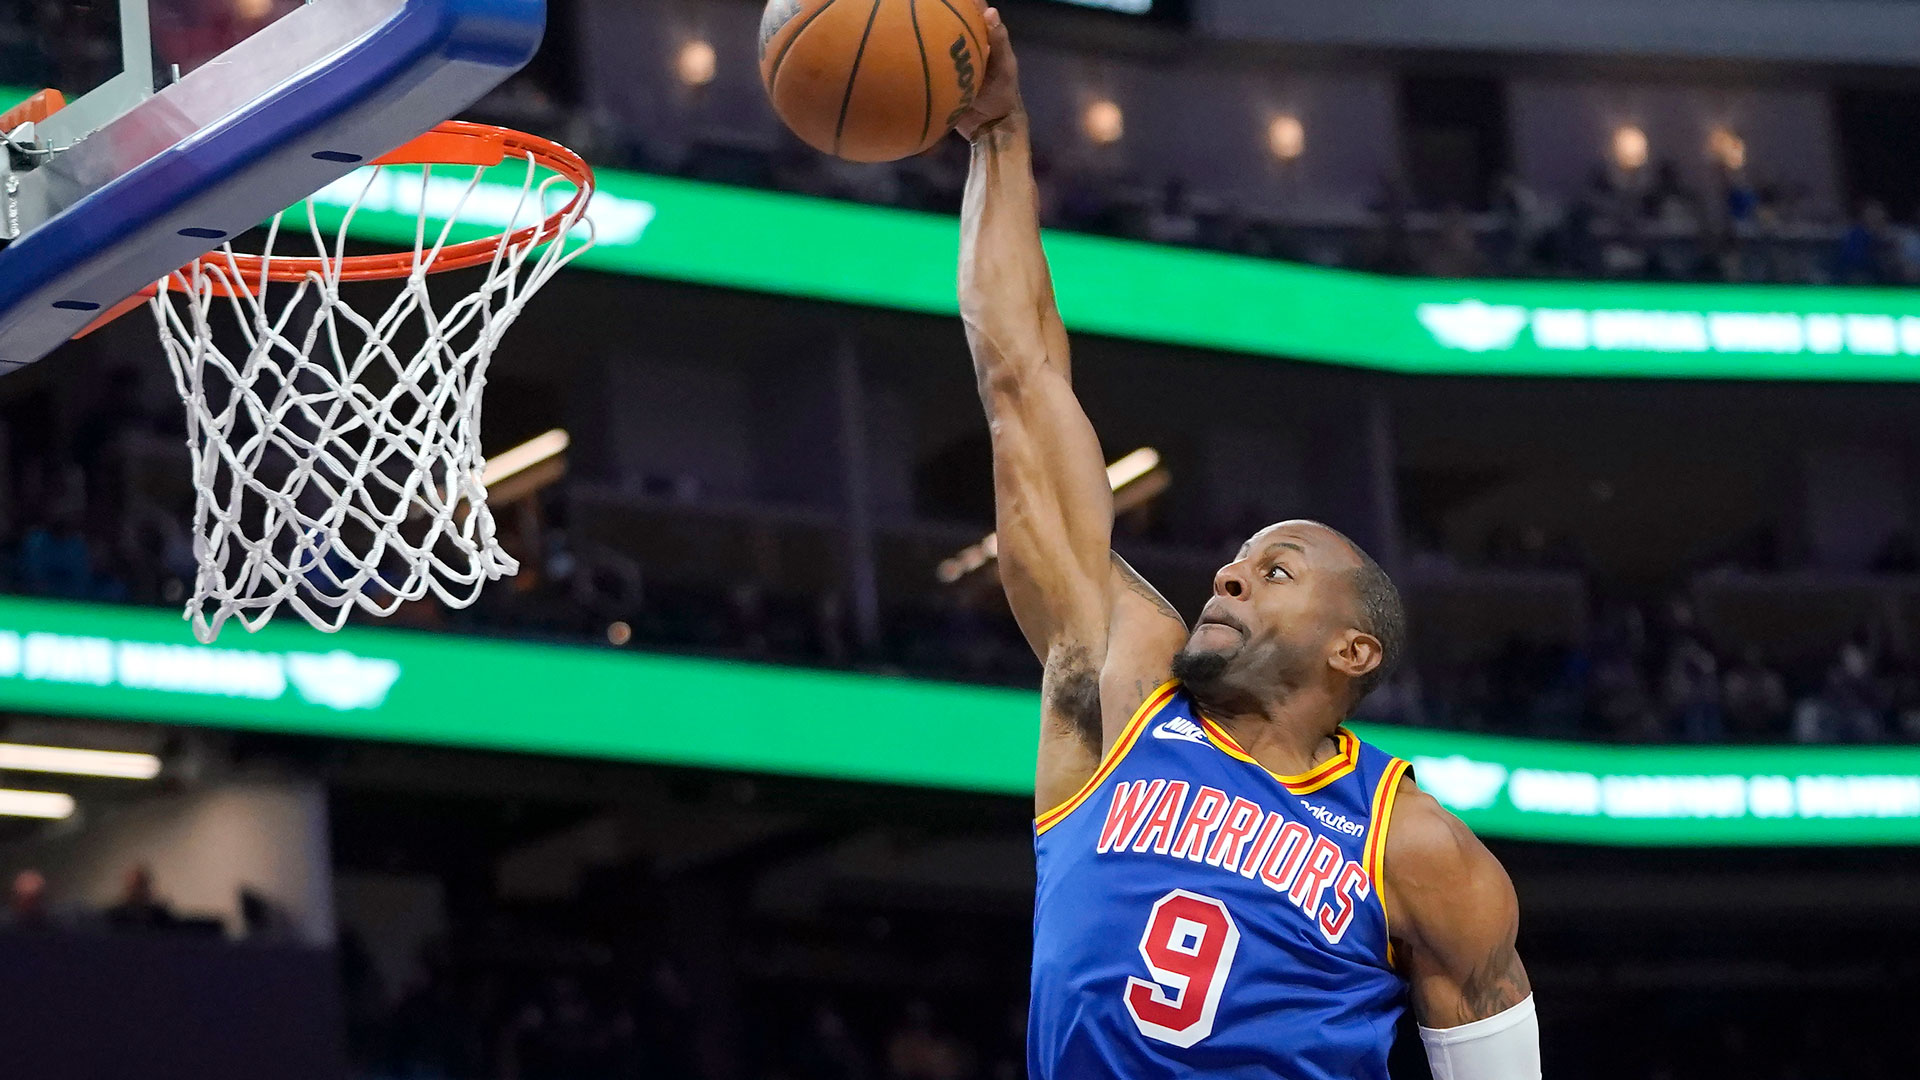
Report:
151,144,594,643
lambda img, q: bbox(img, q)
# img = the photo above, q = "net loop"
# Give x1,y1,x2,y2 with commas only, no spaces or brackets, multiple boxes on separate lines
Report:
151,122,595,643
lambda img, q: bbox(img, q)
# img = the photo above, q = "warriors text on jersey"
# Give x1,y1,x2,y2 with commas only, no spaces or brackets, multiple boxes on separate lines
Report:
1030,681,1413,1080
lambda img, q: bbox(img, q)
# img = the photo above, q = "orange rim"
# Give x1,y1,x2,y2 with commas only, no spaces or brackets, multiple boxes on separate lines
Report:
182,120,593,291
71,121,592,340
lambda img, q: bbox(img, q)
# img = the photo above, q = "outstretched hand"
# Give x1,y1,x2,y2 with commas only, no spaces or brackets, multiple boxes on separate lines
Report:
952,3,1019,142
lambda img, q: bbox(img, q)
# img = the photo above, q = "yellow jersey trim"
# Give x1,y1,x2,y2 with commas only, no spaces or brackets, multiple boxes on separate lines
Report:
1364,758,1412,970
1196,718,1362,794
1034,680,1181,835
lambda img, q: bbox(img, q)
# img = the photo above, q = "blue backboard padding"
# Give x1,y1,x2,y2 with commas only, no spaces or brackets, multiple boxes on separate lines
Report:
0,0,544,369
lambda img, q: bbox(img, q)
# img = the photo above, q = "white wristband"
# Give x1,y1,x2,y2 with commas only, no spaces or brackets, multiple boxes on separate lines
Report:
1417,993,1541,1080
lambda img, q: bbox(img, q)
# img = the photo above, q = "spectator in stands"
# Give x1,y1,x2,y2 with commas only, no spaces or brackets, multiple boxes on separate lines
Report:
1589,606,1663,740
1796,640,1887,743
15,504,96,599
1886,658,1920,742
505,975,636,1080
1489,172,1550,275
5,868,50,930
1836,200,1904,284
1723,646,1790,740
1663,634,1724,742
1832,639,1887,741
1644,161,1699,230
1599,211,1652,279
1723,166,1761,226
105,864,178,931
1696,215,1747,283
1143,178,1200,247
1424,205,1486,278
1359,175,1418,274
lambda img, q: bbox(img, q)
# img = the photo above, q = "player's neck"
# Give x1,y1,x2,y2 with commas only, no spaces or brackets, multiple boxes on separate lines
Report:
1197,692,1345,778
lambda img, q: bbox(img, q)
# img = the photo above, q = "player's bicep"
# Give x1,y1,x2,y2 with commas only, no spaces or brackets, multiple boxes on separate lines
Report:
1385,785,1533,1029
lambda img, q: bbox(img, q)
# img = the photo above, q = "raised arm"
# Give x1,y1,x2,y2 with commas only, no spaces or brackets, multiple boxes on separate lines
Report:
954,8,1186,813
1383,781,1542,1079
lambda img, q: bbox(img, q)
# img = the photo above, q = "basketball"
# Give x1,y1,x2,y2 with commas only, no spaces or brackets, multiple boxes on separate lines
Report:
759,0,989,163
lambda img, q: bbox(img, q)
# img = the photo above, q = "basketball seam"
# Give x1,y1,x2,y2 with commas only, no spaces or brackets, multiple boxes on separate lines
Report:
833,0,888,157
908,0,933,148
767,0,842,92
930,0,984,69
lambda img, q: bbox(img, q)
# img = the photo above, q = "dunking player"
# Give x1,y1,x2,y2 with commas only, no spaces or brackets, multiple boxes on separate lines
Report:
951,9,1541,1079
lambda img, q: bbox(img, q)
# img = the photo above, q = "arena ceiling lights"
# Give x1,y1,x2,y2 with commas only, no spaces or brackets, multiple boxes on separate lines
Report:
0,742,161,779
0,789,76,820
5,594,1920,846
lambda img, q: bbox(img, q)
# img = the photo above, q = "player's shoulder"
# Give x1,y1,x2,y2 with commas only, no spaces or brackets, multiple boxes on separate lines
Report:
1381,773,1517,936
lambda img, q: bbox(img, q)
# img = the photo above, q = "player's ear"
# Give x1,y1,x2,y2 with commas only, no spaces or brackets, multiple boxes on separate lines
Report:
1329,628,1383,683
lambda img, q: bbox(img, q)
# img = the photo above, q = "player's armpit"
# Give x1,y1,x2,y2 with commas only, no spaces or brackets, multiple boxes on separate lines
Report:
1380,779,1534,1030
1035,645,1104,812
1029,555,1185,812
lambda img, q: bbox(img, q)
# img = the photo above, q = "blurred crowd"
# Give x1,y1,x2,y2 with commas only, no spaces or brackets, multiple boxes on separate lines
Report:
1,863,289,938
338,871,1031,1080
351,957,1025,1080
592,95,1881,287
339,907,1894,1080
8,365,1920,746
1367,602,1920,745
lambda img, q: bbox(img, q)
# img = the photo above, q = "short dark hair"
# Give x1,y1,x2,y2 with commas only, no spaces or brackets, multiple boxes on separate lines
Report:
1324,527,1405,709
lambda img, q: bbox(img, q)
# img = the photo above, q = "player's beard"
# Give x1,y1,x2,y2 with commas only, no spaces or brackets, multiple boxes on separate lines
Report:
1170,642,1234,696
1172,627,1316,711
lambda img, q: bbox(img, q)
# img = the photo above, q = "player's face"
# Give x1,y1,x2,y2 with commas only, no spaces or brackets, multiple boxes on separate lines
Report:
1173,521,1363,707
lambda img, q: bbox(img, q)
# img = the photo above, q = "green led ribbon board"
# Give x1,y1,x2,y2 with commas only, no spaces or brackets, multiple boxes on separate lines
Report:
318,167,1920,381
3,594,1920,845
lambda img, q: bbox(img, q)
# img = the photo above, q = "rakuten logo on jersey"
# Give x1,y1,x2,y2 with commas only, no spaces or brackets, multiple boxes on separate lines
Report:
1095,779,1373,946
1301,802,1364,837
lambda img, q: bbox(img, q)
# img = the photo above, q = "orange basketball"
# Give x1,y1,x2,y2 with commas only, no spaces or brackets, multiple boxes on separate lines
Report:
759,0,989,163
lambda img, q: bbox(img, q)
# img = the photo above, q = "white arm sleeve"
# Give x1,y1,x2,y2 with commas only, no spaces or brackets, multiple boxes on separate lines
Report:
1418,993,1541,1080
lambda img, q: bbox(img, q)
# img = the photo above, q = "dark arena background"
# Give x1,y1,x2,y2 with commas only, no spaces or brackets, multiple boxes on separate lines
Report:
8,0,1920,1076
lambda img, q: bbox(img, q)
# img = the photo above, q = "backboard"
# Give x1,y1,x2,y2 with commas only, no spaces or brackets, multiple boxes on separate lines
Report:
0,0,546,370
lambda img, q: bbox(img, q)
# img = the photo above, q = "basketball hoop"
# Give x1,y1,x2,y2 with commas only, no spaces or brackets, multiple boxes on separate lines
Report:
131,120,595,643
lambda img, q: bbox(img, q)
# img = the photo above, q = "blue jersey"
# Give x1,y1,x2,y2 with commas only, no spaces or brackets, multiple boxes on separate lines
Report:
1030,681,1412,1080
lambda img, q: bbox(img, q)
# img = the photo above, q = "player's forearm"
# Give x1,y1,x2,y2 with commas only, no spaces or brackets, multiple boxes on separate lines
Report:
982,369,1116,658
959,106,1068,386
957,109,1115,657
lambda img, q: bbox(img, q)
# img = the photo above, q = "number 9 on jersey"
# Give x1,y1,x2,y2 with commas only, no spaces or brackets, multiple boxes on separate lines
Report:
1124,889,1242,1048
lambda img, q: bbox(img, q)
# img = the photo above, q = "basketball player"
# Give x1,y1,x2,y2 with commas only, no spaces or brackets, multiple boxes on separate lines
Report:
951,8,1541,1078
